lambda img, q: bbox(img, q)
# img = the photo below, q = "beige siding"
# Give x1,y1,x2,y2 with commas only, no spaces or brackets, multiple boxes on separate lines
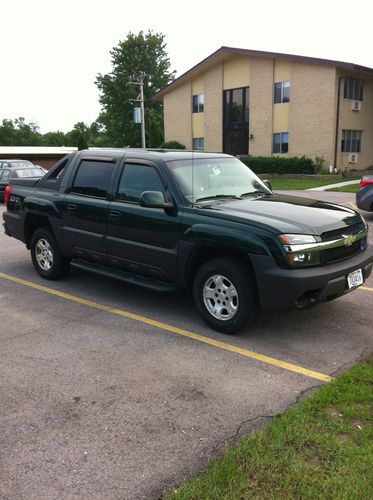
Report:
192,75,204,95
274,60,291,82
164,82,192,149
192,113,204,138
249,58,274,156
338,76,373,170
289,64,336,164
223,56,251,89
273,104,290,133
204,63,223,152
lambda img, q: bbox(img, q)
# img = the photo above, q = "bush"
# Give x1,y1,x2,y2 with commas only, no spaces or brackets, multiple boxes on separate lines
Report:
158,140,186,150
238,155,316,175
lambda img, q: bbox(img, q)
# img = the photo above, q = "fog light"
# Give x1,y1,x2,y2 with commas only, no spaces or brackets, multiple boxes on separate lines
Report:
293,253,307,263
286,250,320,266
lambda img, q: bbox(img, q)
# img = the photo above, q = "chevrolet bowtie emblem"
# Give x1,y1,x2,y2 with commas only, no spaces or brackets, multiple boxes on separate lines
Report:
343,234,356,246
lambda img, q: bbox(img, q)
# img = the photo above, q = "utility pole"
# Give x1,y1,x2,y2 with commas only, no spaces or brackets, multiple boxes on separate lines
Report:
129,72,146,148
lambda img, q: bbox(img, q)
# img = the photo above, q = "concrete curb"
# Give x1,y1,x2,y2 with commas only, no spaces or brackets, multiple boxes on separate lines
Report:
307,179,360,191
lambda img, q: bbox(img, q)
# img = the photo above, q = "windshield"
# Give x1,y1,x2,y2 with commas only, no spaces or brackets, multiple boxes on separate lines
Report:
167,157,271,204
15,168,45,178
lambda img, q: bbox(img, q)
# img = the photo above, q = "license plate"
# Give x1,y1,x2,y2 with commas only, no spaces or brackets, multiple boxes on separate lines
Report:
347,269,363,289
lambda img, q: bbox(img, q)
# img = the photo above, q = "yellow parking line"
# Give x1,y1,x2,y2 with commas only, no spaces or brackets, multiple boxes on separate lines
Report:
0,272,333,383
347,201,358,210
360,286,373,292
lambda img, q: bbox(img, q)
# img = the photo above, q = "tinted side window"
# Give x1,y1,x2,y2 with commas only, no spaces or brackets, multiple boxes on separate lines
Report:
116,164,164,203
1,170,11,180
71,160,115,198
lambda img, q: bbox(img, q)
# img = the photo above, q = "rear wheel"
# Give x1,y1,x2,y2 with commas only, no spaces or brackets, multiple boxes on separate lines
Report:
30,227,70,280
193,257,257,334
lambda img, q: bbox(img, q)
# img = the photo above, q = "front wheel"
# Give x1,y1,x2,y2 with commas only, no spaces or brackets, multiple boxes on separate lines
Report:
193,257,257,334
30,227,70,280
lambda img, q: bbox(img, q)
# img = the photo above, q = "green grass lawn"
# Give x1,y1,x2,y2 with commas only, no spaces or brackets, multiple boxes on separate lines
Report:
165,357,373,499
326,184,360,193
269,177,359,190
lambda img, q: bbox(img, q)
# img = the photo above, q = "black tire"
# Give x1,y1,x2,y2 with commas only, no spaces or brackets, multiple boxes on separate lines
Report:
193,257,257,334
30,227,70,280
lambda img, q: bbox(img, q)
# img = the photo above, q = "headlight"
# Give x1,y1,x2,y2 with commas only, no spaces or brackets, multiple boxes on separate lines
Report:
360,214,368,229
278,234,320,267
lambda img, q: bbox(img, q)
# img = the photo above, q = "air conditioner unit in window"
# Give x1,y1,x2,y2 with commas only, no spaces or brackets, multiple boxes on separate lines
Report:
351,101,361,111
348,153,358,163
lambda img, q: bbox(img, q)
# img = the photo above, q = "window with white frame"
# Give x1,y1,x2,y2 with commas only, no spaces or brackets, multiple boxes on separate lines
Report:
192,137,204,150
273,132,288,154
344,77,364,101
192,94,204,113
341,130,362,153
274,81,290,103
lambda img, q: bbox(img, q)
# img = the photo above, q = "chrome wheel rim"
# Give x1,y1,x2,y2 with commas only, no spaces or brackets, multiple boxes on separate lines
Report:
35,238,53,271
203,274,239,321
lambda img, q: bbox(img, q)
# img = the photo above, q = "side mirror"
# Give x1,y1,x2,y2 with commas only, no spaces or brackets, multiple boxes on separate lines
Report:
139,191,174,209
263,179,273,192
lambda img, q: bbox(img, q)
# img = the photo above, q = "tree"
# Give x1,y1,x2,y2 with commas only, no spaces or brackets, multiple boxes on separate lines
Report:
65,122,89,149
42,131,67,146
0,117,42,146
95,31,175,147
0,117,108,148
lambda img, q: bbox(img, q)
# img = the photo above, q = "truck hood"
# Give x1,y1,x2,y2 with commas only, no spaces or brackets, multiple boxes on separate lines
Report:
198,193,362,235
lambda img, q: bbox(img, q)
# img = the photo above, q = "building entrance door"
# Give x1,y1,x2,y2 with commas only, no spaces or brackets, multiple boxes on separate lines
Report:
223,87,249,156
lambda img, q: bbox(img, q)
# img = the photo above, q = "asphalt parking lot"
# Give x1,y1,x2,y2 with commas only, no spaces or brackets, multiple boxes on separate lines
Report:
1,192,372,500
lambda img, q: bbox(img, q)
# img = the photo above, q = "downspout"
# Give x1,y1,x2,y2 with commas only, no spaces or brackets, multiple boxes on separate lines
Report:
334,76,344,171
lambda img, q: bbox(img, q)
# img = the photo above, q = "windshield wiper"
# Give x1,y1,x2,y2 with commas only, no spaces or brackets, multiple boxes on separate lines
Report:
240,190,270,197
195,194,242,203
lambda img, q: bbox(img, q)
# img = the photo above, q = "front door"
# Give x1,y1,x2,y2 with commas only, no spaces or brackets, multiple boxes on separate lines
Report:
223,87,249,156
106,161,181,282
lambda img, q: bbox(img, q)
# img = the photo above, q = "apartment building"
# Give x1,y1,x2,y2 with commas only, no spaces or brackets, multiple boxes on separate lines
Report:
154,47,373,171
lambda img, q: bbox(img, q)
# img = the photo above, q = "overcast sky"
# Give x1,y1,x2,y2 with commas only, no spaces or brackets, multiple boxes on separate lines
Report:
1,0,372,133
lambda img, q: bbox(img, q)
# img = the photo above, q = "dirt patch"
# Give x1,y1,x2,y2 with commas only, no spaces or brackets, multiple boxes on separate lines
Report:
306,456,323,468
328,406,342,418
336,432,352,444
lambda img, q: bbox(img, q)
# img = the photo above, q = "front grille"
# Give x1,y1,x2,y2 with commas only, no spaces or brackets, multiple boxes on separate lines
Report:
321,221,365,241
322,239,365,265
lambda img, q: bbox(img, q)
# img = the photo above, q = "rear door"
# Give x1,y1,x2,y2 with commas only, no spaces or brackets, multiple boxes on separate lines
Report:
106,160,182,282
61,157,117,262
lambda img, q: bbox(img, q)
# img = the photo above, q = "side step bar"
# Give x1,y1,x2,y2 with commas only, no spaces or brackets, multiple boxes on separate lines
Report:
71,259,178,293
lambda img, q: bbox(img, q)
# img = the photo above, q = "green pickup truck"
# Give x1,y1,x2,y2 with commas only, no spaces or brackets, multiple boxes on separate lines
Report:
3,149,373,333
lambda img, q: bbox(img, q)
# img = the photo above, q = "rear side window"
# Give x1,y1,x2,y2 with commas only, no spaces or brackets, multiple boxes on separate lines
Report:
116,164,164,203
71,160,115,198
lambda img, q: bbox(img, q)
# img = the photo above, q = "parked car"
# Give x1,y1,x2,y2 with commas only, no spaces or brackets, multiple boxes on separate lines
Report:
0,165,45,202
3,150,373,334
34,164,49,173
0,159,36,170
356,175,373,213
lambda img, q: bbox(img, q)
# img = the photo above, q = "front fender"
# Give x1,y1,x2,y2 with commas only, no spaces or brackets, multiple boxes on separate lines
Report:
183,223,271,256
